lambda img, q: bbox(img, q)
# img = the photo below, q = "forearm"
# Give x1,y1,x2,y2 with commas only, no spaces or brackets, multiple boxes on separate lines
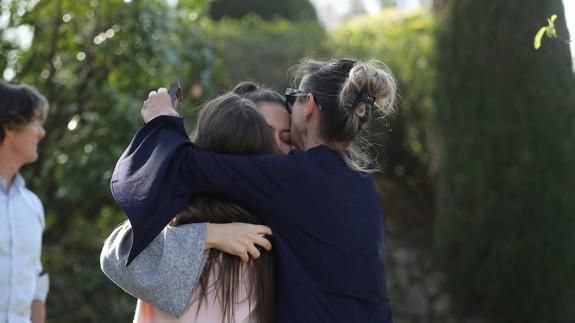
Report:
31,300,45,323
204,223,220,250
100,221,209,318
32,251,49,323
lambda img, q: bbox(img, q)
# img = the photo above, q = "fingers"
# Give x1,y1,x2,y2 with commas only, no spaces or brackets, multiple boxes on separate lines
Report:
253,234,272,251
209,223,273,262
254,225,272,236
247,244,261,259
141,90,179,123
148,88,167,97
240,251,249,262
147,91,170,101
143,91,173,108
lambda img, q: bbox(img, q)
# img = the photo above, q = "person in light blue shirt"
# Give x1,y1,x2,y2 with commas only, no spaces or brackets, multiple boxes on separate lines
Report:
0,82,50,323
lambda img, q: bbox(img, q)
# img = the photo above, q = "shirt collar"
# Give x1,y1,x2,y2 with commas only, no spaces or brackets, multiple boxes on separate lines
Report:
0,173,25,193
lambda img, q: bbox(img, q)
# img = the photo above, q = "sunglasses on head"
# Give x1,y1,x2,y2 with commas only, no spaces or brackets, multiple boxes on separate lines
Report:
285,88,310,113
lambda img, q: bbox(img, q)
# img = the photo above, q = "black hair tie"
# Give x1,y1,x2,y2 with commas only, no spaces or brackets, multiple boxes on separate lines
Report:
350,91,376,113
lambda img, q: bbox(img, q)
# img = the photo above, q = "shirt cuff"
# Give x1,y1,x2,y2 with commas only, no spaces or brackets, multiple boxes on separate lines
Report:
33,273,49,302
143,115,187,135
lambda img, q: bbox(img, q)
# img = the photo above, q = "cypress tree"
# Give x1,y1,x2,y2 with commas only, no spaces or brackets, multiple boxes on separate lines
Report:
208,0,317,22
435,1,575,322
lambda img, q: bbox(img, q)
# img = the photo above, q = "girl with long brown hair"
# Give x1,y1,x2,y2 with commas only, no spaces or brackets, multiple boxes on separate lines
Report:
102,81,292,322
133,93,277,323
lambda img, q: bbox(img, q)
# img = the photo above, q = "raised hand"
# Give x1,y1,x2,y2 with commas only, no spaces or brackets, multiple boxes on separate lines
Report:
141,88,179,123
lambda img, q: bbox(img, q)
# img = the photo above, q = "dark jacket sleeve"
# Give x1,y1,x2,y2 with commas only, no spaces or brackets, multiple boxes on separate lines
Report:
111,115,300,264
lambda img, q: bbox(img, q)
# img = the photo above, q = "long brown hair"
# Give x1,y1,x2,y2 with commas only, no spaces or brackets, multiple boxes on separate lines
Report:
171,92,277,323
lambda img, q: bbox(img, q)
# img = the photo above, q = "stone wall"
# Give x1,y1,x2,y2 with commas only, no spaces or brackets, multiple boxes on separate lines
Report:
385,230,485,323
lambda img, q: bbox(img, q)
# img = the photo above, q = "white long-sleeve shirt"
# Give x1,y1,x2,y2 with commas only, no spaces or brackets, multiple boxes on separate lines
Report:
0,174,49,323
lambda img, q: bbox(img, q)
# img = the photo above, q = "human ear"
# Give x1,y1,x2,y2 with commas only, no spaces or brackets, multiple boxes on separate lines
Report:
3,127,16,140
304,94,317,120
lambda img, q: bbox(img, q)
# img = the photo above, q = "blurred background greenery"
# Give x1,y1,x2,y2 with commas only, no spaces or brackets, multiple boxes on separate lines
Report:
1,0,574,322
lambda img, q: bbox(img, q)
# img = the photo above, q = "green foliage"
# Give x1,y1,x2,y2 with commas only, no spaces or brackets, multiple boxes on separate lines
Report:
1,0,213,321
435,1,575,322
534,14,558,49
208,0,317,22
43,207,134,322
331,10,436,225
203,15,329,91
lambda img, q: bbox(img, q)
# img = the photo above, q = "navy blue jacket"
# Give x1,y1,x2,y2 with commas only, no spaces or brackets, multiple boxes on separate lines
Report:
111,116,393,323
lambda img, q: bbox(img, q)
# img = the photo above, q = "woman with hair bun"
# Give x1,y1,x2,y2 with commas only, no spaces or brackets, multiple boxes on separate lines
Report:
287,59,396,170
111,58,397,323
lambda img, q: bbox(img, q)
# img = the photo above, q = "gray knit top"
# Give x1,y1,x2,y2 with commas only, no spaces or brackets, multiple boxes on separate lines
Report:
100,221,209,318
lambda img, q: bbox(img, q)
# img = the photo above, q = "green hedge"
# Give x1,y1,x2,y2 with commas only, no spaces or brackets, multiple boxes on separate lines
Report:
202,15,329,92
435,1,575,321
331,9,436,225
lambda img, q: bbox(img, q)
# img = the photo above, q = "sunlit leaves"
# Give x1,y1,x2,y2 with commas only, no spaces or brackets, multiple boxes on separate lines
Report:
534,14,557,49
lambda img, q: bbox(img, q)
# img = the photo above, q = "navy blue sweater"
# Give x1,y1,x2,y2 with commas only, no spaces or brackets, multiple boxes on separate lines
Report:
111,116,392,323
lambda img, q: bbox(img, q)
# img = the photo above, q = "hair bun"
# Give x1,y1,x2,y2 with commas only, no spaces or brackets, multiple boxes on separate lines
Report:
355,102,367,118
339,60,397,120
232,81,259,95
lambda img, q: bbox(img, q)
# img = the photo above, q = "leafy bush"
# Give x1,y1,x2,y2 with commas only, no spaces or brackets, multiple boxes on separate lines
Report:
1,0,212,321
331,9,437,226
202,15,329,92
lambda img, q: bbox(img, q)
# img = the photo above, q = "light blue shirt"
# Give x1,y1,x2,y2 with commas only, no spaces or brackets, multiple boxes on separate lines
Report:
0,174,49,323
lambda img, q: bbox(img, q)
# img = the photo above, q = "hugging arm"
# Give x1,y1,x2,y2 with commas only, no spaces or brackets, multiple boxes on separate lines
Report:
100,221,272,318
111,115,297,263
100,221,209,318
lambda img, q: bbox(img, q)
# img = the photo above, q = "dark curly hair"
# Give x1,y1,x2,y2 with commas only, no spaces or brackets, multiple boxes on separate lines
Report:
0,82,49,143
